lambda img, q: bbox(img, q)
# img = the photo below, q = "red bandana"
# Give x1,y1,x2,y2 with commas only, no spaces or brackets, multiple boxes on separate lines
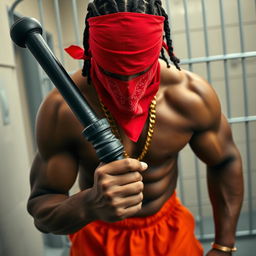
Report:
65,12,165,142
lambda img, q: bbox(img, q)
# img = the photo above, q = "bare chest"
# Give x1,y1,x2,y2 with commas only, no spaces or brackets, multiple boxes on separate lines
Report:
75,96,193,183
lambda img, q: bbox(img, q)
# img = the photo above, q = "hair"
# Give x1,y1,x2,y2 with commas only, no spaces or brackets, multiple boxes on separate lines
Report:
82,0,181,81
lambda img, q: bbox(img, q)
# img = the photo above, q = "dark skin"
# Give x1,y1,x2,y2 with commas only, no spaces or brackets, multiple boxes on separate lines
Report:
28,59,243,256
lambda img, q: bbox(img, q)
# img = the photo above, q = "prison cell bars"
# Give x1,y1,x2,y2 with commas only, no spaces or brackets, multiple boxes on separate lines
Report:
167,0,256,240
33,0,256,241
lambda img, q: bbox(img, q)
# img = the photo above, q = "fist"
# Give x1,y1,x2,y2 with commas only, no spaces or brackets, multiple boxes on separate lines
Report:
87,158,148,222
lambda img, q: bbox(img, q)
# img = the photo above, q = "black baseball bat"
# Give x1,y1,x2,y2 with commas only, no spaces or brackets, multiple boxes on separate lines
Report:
10,17,124,163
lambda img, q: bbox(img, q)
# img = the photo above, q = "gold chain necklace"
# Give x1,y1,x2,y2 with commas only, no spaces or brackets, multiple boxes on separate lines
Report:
100,96,157,161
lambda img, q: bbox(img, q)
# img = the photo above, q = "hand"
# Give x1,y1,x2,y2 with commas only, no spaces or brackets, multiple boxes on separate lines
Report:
206,249,232,256
86,158,147,223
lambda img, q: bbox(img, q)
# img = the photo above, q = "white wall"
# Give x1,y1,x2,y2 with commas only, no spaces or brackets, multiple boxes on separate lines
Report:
0,2,255,254
0,1,44,255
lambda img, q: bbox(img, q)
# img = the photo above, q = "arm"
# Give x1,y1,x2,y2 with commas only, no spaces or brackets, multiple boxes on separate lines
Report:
188,78,243,255
28,152,89,234
27,91,92,234
28,88,146,235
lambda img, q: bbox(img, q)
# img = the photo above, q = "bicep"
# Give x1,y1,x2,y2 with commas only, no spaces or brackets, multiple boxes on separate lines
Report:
29,151,79,199
189,114,238,166
31,90,79,197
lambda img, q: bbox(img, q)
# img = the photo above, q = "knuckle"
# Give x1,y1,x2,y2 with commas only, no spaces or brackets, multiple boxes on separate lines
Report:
137,181,144,192
124,158,133,169
115,208,124,218
104,190,113,200
110,198,119,208
101,181,110,191
137,203,142,211
139,192,143,201
95,168,105,180
134,172,142,181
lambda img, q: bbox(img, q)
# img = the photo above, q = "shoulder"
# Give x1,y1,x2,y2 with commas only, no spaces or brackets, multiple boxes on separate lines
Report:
160,62,221,131
36,71,86,159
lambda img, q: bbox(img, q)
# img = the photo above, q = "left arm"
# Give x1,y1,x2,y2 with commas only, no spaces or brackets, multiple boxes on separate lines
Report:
188,77,243,255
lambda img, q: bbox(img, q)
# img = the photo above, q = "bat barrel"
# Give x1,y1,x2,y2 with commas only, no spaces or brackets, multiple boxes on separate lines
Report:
10,17,124,162
11,17,98,126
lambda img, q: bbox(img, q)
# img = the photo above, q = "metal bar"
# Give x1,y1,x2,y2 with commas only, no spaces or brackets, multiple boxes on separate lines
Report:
219,0,232,118
165,0,171,17
177,156,185,204
201,0,212,83
183,0,205,237
9,0,23,25
37,0,49,98
237,0,245,53
37,0,46,40
54,0,65,65
183,0,193,71
237,0,253,233
199,229,256,241
71,0,81,45
0,63,15,69
194,158,204,238
71,0,82,69
228,116,256,123
167,2,185,204
181,51,256,65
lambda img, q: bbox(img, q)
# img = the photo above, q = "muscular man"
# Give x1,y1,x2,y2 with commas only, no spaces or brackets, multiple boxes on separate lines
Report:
27,1,243,255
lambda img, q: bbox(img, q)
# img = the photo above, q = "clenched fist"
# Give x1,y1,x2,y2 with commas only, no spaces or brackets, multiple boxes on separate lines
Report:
86,158,148,222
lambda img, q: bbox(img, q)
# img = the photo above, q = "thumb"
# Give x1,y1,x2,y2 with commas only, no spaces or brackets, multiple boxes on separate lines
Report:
140,161,148,171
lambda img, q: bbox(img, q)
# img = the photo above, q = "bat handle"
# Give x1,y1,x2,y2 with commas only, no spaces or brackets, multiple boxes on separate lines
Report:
83,119,124,162
10,17,124,163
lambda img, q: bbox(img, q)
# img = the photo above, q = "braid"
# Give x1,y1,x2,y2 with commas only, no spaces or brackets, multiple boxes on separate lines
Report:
136,0,146,13
82,10,92,82
82,0,180,80
160,6,181,70
116,0,125,12
127,0,135,12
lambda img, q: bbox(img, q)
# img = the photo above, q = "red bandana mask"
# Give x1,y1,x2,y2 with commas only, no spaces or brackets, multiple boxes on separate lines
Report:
65,12,165,142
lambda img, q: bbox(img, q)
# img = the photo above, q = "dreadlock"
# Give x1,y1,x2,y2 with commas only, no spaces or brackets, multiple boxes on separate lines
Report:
82,0,181,81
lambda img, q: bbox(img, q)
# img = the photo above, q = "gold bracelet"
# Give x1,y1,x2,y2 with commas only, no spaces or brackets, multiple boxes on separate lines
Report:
211,242,237,253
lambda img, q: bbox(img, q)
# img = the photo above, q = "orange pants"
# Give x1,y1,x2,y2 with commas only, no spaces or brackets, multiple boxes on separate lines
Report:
69,192,203,256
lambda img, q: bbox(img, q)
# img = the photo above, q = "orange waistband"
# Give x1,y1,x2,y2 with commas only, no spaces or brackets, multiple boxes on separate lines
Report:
92,191,181,230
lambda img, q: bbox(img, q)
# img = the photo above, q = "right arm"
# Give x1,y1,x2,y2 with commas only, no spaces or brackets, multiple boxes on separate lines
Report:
27,90,146,235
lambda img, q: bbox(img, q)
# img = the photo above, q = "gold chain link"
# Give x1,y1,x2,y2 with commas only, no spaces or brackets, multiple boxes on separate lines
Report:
100,96,157,161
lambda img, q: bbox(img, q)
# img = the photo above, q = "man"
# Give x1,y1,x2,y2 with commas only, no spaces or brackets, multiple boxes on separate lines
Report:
27,0,243,255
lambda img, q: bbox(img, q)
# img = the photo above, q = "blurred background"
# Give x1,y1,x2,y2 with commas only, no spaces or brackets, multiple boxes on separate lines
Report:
0,0,255,255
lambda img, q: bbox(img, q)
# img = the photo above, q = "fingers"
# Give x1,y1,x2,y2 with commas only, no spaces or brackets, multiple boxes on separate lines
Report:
114,171,143,186
91,158,147,222
94,158,147,188
96,158,148,176
116,181,144,197
106,194,143,221
121,203,143,219
111,193,144,209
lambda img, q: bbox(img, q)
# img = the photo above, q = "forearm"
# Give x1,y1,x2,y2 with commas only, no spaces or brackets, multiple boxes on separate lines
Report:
27,189,94,235
207,153,243,246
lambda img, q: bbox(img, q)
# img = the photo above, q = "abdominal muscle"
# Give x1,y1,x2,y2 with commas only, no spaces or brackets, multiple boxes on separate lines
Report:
78,156,179,218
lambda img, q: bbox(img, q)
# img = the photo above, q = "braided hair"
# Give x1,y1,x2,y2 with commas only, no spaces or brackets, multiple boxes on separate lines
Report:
82,0,181,81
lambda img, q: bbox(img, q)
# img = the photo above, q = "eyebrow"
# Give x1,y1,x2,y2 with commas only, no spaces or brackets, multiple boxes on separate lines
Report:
99,65,151,81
